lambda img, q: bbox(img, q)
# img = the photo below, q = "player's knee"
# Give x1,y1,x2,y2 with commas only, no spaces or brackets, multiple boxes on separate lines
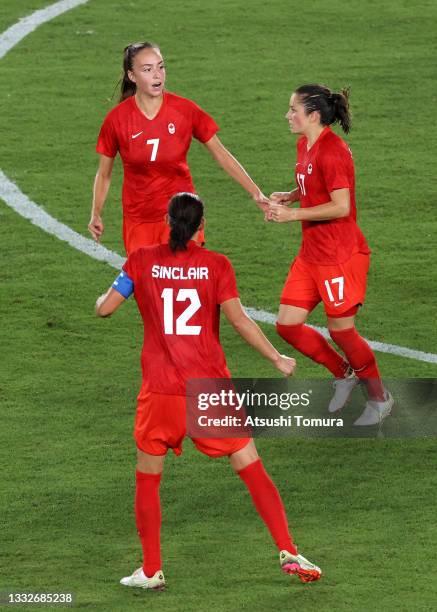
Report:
229,440,258,472
277,304,309,326
136,449,165,474
276,322,303,346
329,326,356,343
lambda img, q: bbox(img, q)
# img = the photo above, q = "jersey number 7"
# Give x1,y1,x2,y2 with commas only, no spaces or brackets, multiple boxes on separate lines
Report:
146,138,160,161
161,288,201,335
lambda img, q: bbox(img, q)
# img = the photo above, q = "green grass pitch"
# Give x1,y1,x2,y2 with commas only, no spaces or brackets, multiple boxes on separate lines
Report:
1,0,437,610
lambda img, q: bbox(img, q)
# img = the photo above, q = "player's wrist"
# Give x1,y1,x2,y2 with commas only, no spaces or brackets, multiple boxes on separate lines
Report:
269,351,281,365
95,292,107,315
290,188,302,203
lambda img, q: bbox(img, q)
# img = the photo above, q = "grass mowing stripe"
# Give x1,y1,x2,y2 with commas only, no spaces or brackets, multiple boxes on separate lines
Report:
2,165,437,366
1,3,437,611
2,163,437,365
0,3,435,368
2,1,436,366
2,166,437,366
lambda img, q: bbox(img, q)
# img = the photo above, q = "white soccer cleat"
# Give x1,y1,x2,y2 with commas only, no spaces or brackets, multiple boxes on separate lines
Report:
280,550,322,583
120,567,165,591
328,370,359,413
353,391,394,426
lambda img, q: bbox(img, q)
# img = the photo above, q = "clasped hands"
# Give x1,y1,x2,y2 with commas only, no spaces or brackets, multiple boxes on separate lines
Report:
253,191,299,223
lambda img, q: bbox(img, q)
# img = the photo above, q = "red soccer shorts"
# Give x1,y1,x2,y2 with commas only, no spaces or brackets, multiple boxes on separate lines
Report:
123,217,205,256
134,389,250,457
280,252,370,318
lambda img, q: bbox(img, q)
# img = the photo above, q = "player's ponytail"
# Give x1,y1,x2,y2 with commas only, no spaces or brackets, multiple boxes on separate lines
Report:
168,193,204,252
330,88,351,134
295,84,352,134
118,41,161,102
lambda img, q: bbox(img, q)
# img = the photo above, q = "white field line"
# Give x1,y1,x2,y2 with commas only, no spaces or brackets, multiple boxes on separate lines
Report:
244,307,437,365
2,171,436,366
0,0,89,59
0,170,125,268
0,2,436,366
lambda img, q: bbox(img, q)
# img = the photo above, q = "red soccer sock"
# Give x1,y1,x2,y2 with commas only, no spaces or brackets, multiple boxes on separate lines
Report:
135,470,162,578
238,459,297,555
277,323,348,378
329,327,385,400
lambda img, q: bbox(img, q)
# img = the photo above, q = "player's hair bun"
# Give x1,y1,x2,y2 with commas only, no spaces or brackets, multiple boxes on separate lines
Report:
168,193,204,252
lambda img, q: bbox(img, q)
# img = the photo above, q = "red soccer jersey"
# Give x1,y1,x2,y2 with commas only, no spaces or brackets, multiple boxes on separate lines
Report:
294,127,370,264
96,92,219,222
123,241,238,395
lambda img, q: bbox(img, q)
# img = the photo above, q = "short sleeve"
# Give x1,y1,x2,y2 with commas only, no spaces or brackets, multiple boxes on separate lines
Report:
122,252,137,286
191,101,219,143
216,256,239,304
96,113,118,158
319,148,351,193
295,137,306,189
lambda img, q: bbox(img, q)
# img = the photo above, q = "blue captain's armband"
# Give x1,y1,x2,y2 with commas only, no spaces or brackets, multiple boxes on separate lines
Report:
112,270,134,298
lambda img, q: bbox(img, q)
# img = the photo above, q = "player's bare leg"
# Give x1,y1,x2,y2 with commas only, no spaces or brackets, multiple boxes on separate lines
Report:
136,449,165,474
120,450,166,591
277,304,310,326
229,438,259,472
230,440,322,582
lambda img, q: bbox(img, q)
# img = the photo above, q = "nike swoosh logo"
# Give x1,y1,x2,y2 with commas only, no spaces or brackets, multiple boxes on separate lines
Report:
334,302,345,307
131,131,143,139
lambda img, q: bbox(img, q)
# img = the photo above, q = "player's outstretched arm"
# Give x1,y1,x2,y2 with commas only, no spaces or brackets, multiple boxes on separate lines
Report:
88,154,115,242
203,135,270,213
95,288,126,317
221,298,296,377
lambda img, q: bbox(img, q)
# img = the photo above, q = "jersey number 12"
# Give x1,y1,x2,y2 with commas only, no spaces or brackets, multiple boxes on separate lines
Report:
161,288,201,335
